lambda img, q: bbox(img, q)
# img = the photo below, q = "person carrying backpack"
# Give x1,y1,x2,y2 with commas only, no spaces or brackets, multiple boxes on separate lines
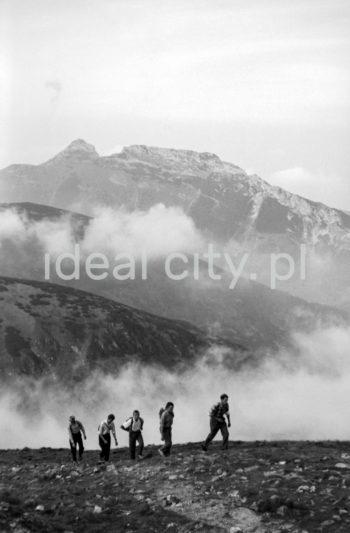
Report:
201,393,231,451
121,410,144,460
68,415,86,462
158,402,174,457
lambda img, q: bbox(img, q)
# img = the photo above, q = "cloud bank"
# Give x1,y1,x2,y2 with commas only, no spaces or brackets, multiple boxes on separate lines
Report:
0,204,204,260
1,326,350,449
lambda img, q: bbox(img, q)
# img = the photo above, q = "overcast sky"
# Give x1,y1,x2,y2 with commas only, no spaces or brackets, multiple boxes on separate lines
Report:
1,0,350,210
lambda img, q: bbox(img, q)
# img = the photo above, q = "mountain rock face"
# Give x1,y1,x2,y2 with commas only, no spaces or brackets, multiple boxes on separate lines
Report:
1,140,349,309
0,276,242,382
1,139,349,249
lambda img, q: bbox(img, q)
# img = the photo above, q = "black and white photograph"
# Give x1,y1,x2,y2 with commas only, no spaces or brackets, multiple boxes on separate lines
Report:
1,1,350,532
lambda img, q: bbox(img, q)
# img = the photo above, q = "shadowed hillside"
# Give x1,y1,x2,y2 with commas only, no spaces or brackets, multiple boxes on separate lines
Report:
0,276,245,382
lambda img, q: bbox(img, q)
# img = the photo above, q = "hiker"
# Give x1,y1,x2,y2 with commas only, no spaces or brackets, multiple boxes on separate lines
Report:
98,413,118,462
121,410,144,460
68,415,86,462
201,393,231,451
159,402,174,457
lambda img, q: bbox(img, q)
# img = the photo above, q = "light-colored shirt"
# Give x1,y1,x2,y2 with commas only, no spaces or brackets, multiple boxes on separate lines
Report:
122,417,143,432
68,420,85,441
99,420,116,437
131,419,142,432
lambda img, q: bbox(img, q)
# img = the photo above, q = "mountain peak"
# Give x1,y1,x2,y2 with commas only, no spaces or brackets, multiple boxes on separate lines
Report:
45,139,99,164
120,144,223,168
63,139,98,155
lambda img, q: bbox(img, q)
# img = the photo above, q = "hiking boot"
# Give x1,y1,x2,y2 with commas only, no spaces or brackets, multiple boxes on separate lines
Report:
200,444,207,452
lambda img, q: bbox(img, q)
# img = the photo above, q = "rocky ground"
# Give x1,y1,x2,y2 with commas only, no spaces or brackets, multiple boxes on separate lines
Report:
1,441,350,533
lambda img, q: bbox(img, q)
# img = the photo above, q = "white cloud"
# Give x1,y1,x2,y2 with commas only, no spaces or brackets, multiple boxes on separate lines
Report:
82,204,204,259
2,325,350,447
32,218,76,256
0,204,204,261
268,166,350,211
0,209,27,242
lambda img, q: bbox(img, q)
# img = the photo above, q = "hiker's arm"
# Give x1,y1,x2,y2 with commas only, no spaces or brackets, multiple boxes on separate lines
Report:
159,413,165,439
79,422,87,439
111,423,118,445
226,412,231,427
68,426,74,444
99,424,107,443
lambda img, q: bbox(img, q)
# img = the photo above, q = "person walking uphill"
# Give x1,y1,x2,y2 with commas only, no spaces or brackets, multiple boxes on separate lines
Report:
98,414,118,462
201,393,231,451
159,402,174,457
68,415,86,462
121,410,144,460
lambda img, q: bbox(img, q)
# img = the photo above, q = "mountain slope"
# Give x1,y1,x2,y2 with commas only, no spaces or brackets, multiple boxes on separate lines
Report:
0,202,347,352
0,276,244,382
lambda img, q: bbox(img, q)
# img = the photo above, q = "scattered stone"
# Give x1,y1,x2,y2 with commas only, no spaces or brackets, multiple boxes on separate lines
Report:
35,505,44,512
297,485,310,493
320,519,335,527
335,463,350,469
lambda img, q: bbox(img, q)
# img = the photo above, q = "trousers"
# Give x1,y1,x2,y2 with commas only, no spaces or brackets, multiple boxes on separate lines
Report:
70,432,84,461
160,427,172,456
99,433,111,461
204,418,229,449
129,430,144,459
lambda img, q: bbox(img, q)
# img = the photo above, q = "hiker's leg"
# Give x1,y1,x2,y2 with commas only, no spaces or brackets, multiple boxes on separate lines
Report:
220,422,229,450
168,428,172,455
129,431,137,460
160,429,168,454
162,428,172,456
70,439,77,461
204,419,220,448
99,436,105,460
104,434,111,461
76,433,84,459
137,432,144,456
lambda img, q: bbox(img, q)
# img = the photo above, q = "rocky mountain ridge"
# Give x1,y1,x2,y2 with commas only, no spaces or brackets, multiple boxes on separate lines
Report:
2,139,350,249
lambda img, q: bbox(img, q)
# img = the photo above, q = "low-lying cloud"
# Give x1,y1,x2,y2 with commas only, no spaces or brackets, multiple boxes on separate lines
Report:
82,204,204,258
0,204,204,261
1,325,350,449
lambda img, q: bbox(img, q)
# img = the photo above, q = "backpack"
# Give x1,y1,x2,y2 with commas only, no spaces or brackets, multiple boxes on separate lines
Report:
121,417,132,432
159,407,165,419
121,416,144,432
